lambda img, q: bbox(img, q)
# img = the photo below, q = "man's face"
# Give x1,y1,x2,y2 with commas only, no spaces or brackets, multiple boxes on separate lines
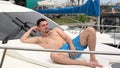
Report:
38,21,49,33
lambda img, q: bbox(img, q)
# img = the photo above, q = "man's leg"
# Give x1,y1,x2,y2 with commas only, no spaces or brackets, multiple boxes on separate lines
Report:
50,52,101,67
50,27,103,67
80,27,103,67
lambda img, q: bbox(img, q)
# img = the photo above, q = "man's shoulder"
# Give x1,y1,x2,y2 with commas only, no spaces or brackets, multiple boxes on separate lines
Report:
52,27,61,30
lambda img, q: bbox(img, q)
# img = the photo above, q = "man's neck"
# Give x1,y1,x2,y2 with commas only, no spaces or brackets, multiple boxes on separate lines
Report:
41,30,51,37
42,34,48,37
41,32,50,37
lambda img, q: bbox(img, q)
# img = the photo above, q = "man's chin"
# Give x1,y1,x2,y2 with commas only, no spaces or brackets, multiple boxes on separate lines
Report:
45,30,49,33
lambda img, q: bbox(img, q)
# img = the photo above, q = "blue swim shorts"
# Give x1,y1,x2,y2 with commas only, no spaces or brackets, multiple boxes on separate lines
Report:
60,35,87,59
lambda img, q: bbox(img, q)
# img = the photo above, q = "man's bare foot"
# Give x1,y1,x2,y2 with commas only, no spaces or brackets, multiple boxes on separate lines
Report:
90,58,103,68
89,62,103,68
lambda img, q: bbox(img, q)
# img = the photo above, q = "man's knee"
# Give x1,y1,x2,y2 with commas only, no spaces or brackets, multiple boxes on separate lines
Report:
50,52,58,62
86,27,96,33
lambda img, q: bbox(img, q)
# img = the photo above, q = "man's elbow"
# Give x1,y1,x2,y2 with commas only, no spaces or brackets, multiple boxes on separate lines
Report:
20,38,26,43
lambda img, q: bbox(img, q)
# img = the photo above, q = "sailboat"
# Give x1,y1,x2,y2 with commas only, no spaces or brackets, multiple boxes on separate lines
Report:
0,1,120,68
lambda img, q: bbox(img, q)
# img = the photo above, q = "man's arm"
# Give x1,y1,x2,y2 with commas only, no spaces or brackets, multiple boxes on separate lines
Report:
20,26,39,44
55,27,75,50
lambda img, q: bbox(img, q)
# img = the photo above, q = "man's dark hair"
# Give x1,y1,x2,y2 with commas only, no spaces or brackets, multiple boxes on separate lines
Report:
36,18,46,26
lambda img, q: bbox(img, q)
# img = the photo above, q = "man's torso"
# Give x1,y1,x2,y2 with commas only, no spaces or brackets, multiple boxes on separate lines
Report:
37,30,66,49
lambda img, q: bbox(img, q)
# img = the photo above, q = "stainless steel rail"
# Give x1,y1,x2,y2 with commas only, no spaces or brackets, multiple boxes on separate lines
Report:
0,45,120,55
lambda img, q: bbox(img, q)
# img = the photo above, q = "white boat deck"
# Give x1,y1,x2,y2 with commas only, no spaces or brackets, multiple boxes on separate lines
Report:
1,55,45,68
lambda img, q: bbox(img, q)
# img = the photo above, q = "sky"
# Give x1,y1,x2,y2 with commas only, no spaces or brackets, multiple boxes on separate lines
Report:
46,0,120,5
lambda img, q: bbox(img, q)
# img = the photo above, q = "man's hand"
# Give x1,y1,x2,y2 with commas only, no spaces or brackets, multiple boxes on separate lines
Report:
30,26,39,31
70,45,77,58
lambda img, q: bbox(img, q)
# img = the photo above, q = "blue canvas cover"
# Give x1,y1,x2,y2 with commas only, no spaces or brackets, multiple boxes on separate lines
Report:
35,0,100,16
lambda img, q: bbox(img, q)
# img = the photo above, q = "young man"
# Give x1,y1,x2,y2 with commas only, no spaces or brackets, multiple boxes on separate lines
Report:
20,18,103,68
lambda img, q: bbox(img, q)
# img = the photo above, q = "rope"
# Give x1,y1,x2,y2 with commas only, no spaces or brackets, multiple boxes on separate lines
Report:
0,45,120,55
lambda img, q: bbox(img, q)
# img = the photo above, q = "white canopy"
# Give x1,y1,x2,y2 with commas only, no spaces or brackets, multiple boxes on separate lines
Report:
38,1,57,6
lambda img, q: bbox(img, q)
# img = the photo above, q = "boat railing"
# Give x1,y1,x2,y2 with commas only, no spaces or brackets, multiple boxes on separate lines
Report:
0,44,120,68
